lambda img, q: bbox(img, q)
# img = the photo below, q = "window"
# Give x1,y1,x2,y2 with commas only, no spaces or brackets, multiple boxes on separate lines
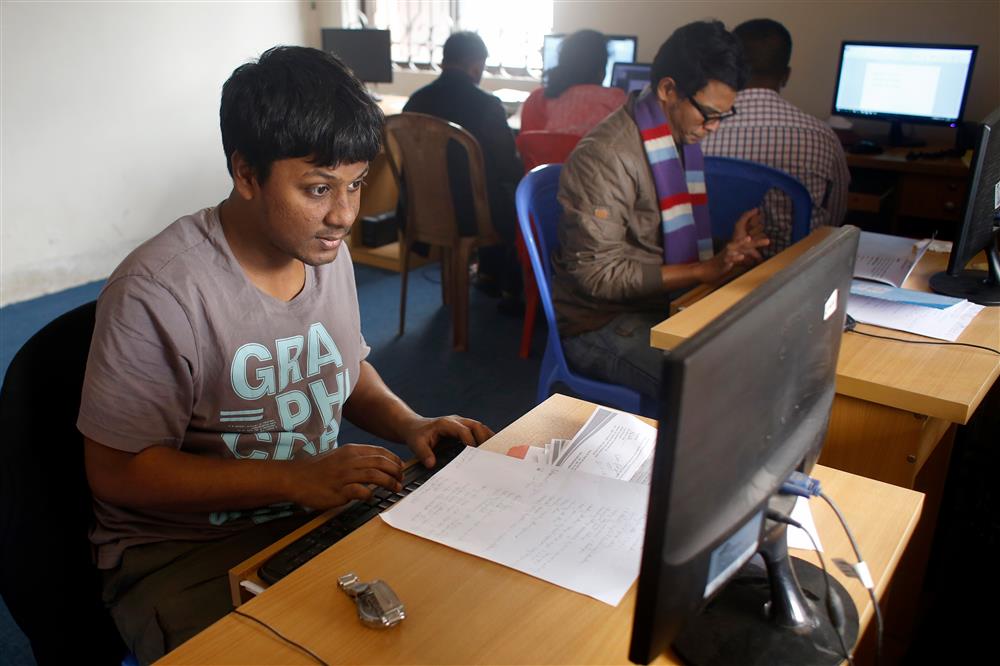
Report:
358,0,554,75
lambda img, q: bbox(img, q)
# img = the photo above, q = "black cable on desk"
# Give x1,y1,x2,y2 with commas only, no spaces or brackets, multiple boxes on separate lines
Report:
232,608,329,665
847,328,1000,355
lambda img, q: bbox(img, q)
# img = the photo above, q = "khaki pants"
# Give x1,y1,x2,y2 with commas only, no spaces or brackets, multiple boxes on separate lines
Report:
101,513,313,665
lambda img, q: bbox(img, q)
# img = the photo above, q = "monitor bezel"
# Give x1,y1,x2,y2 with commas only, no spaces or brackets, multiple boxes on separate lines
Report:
947,113,994,276
610,61,653,92
321,28,393,84
830,40,978,127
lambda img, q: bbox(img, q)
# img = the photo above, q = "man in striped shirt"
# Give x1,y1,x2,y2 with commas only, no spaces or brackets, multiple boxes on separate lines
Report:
704,19,850,255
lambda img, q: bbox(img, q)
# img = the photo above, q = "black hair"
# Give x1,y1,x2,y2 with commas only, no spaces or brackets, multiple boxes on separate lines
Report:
442,31,488,67
543,29,609,99
650,20,748,98
733,19,792,81
220,45,383,182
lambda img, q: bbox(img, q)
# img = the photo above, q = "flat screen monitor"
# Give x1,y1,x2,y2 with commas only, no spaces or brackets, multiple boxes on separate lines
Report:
832,41,977,146
321,28,393,83
930,106,1000,305
629,226,861,665
611,62,652,93
542,33,637,87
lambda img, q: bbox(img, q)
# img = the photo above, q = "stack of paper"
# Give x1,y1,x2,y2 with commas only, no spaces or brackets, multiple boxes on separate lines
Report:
848,279,984,341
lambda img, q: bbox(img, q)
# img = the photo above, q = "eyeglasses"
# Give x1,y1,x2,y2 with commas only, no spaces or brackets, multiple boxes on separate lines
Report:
688,97,737,126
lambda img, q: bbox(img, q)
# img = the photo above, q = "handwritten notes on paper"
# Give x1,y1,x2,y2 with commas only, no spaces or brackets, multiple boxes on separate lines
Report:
380,445,648,606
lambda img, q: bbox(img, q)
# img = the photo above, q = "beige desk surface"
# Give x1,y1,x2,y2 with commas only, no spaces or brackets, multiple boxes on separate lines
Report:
159,394,923,666
651,227,1000,425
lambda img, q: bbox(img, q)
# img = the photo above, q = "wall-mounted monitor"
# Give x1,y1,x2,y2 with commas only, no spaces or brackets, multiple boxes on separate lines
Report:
831,41,977,146
542,33,637,87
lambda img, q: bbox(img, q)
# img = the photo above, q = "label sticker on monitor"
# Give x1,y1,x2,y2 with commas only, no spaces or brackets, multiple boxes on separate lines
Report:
703,510,763,599
994,180,999,210
823,289,839,321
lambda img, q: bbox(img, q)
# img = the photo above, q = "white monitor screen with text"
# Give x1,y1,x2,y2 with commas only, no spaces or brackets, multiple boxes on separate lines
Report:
834,43,975,122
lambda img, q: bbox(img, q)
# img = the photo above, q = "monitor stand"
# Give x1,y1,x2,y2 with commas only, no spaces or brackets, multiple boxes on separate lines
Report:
929,233,1000,306
673,526,859,666
888,120,926,148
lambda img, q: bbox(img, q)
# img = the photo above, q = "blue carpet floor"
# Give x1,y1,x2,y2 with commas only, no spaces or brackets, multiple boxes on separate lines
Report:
0,260,545,665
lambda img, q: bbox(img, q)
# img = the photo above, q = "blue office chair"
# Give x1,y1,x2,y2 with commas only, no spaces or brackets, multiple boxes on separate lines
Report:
515,164,657,417
704,156,813,245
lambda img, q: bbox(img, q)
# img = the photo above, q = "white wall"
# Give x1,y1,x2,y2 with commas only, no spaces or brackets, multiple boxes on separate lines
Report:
554,1,999,139
3,1,997,305
1,1,322,305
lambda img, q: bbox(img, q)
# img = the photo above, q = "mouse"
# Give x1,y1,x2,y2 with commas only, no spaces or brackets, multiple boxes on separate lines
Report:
848,140,883,155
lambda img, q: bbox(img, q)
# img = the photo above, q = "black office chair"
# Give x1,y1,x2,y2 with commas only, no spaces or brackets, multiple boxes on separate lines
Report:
0,301,129,665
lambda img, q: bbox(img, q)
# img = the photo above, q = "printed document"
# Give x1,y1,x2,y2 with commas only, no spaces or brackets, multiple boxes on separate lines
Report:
848,294,984,341
854,231,930,287
380,446,648,606
555,406,657,484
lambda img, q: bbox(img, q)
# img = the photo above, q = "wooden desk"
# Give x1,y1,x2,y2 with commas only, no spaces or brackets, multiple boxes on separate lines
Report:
845,146,970,236
159,395,923,665
650,227,998,648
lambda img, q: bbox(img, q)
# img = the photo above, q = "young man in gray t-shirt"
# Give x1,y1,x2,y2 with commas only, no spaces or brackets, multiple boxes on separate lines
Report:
78,46,493,663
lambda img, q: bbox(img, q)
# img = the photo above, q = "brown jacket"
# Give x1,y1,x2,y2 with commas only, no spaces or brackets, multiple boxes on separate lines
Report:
552,98,670,337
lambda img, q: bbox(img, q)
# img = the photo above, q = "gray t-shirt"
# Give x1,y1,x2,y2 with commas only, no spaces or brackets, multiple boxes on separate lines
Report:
78,206,370,568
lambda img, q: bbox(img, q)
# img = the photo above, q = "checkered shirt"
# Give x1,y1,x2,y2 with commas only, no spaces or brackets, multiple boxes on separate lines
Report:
703,88,850,254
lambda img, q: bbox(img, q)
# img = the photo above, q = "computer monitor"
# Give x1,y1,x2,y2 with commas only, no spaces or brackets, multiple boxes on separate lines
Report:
629,226,861,665
321,28,393,84
832,41,977,147
611,62,652,93
930,106,1000,306
542,33,637,87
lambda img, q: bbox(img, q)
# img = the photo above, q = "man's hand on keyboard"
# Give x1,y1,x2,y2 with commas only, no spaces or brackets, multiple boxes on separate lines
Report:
289,444,403,509
402,416,495,467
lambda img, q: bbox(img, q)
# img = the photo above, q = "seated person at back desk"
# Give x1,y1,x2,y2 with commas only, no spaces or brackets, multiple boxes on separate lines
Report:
703,18,849,255
78,46,493,664
404,31,524,304
521,29,626,136
552,20,769,399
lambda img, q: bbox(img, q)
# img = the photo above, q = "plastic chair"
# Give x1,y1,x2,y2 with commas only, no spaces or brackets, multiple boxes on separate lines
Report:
703,156,813,244
516,164,657,416
513,131,582,359
0,301,133,666
384,112,501,352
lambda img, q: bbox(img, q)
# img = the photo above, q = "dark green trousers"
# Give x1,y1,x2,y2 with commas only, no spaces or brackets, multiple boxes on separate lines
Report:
101,513,313,665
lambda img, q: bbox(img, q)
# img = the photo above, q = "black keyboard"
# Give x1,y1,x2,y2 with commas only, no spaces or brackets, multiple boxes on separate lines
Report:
258,439,466,584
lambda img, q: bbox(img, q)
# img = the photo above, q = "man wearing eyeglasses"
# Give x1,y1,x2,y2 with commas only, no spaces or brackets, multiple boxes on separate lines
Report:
551,20,770,400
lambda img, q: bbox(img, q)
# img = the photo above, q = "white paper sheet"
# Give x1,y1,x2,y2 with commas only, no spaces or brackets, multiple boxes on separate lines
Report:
848,293,984,341
786,497,823,552
380,446,648,606
555,406,657,485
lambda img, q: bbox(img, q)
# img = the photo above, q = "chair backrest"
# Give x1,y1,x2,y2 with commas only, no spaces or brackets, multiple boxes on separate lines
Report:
515,131,581,172
515,164,565,354
704,156,813,244
0,301,128,665
384,112,494,245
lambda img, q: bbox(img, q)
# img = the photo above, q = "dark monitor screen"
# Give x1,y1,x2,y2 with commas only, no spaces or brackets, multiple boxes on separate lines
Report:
321,28,392,83
542,33,637,87
930,106,1000,305
611,62,652,93
629,226,860,665
832,41,976,146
